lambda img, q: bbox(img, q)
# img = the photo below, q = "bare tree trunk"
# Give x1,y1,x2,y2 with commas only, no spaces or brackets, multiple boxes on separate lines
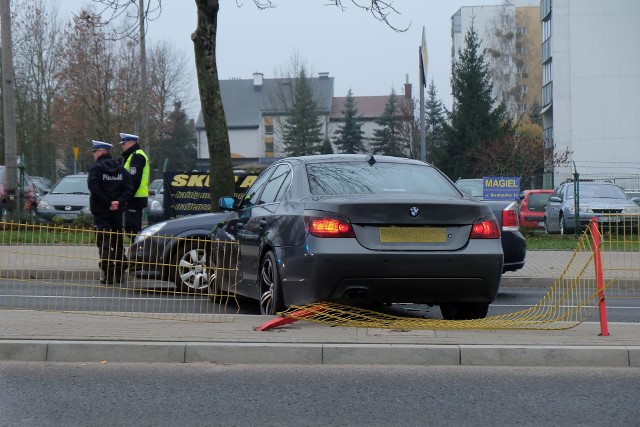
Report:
192,0,234,211
1,0,19,217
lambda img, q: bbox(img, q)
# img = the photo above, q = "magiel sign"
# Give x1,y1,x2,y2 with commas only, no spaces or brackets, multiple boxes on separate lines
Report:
482,176,520,201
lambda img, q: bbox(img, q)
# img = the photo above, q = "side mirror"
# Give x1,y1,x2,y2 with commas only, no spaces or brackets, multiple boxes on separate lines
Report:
218,196,236,211
549,196,561,203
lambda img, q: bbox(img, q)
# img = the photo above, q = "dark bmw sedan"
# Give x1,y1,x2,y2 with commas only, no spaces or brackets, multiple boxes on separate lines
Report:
210,154,504,320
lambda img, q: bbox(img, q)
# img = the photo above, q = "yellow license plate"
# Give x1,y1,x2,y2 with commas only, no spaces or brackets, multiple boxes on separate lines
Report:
380,227,446,243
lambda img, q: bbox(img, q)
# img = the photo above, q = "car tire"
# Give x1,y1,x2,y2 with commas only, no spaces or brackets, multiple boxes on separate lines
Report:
559,214,573,235
258,250,285,316
172,239,210,294
440,302,489,320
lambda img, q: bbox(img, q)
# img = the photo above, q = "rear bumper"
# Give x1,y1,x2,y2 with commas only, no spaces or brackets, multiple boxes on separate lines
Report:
276,238,503,307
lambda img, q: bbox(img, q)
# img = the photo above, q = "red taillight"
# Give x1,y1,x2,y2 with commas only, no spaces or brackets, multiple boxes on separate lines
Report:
470,218,500,239
502,203,520,230
305,216,355,238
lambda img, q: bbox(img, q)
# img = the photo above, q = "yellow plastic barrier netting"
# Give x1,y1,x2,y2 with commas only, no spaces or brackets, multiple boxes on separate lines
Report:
0,221,239,322
280,216,640,330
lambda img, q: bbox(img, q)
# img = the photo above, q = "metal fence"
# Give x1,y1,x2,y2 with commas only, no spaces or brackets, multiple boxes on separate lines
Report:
1,218,638,330
0,221,239,322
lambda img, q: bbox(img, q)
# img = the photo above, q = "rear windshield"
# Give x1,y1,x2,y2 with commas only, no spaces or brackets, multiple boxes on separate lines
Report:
306,162,459,197
528,193,551,209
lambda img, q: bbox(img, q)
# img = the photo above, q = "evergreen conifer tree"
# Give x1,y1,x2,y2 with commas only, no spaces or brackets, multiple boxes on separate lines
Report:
424,79,447,165
370,89,409,157
440,23,511,179
280,67,324,156
332,89,364,153
153,101,197,172
528,100,543,126
319,134,334,154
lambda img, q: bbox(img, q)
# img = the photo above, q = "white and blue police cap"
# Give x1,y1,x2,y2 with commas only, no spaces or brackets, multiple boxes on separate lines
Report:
119,132,139,145
91,140,113,152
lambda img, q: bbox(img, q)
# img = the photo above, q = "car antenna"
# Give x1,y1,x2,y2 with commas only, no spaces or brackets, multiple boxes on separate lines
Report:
366,153,376,165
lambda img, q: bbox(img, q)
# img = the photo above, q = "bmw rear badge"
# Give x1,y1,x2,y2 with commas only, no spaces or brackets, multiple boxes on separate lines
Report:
409,207,419,217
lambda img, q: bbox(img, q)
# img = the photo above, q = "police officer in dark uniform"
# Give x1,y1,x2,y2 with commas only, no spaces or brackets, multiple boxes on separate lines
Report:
88,140,134,285
119,132,149,237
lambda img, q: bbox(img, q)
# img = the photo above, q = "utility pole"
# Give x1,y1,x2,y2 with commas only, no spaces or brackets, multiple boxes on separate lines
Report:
419,27,428,163
1,0,19,218
139,0,148,152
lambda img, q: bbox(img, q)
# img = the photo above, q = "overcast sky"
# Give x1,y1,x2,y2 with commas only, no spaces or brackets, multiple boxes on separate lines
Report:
61,0,508,118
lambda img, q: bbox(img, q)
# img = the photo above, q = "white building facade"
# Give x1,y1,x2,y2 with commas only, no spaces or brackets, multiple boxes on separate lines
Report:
541,0,640,187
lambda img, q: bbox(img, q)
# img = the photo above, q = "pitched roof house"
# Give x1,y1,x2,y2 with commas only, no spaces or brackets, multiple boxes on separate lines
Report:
194,73,413,170
194,72,334,169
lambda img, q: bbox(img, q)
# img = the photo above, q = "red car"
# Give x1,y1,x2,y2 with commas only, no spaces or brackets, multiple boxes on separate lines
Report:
0,165,40,221
519,189,553,229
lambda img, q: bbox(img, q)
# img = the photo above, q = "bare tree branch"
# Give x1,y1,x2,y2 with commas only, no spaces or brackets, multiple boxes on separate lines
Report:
326,0,409,32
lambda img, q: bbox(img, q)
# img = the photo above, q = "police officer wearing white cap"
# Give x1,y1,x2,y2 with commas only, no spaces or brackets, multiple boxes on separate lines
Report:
88,140,134,284
119,132,150,237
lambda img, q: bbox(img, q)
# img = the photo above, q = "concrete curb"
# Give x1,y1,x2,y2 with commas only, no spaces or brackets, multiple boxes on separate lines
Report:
1,340,638,367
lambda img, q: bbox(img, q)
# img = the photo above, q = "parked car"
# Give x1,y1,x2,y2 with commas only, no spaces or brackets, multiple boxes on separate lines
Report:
623,189,640,206
544,181,640,234
519,189,553,229
454,178,526,273
147,184,165,225
148,178,163,195
36,174,92,222
209,154,504,320
128,212,231,293
31,176,53,194
0,165,40,221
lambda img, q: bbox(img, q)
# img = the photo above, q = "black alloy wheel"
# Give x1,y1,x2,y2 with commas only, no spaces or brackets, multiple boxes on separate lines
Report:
258,251,285,316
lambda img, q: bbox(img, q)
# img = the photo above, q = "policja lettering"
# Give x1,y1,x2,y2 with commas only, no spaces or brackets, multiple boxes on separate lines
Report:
102,173,123,181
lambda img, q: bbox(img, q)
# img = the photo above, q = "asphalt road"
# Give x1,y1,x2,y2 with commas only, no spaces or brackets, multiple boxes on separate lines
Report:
2,280,639,322
1,362,639,426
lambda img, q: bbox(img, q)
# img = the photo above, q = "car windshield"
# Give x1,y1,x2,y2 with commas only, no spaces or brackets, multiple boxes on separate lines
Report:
566,183,627,199
306,161,459,196
51,176,90,195
528,193,551,209
455,179,483,197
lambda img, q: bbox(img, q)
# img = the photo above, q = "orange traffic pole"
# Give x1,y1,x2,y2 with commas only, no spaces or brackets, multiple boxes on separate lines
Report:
255,304,327,331
589,218,609,336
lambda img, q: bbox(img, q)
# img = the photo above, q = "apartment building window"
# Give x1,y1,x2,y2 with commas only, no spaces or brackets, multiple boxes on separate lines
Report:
516,26,527,35
543,62,552,85
263,117,274,135
542,19,551,42
264,136,274,157
517,63,528,74
520,85,528,94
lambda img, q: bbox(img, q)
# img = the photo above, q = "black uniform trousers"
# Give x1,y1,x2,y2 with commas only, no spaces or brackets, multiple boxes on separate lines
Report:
94,210,127,281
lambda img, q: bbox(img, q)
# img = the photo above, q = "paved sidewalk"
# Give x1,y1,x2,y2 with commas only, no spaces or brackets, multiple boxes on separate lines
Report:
1,249,639,366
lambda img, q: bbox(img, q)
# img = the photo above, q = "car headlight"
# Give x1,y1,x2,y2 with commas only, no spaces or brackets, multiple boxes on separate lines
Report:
149,199,163,211
134,221,167,244
37,200,51,210
568,205,593,213
623,206,640,214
